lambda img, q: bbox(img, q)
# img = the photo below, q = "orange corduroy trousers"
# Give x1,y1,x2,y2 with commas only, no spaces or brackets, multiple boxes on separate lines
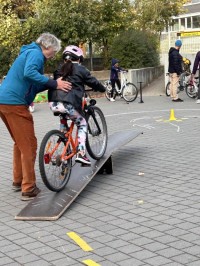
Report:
0,105,37,192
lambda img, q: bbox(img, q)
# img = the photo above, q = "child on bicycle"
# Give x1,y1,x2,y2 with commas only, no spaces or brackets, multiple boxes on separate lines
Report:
110,58,127,102
48,45,106,165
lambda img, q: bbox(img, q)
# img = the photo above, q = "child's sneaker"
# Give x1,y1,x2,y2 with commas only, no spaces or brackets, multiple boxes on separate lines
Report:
110,98,115,102
75,153,91,165
29,105,35,113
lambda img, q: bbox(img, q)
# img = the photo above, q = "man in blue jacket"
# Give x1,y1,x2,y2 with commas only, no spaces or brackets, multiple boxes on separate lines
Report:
168,39,183,102
0,33,71,200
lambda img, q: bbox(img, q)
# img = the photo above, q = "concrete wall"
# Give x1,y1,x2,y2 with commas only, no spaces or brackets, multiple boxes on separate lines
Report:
91,66,164,88
128,66,164,88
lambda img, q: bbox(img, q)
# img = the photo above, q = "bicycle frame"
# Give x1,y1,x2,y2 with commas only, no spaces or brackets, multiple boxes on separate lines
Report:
39,93,108,192
115,71,127,93
44,119,78,164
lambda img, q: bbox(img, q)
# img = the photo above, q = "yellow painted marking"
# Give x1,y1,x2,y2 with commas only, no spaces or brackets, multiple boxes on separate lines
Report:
82,259,101,266
67,232,93,251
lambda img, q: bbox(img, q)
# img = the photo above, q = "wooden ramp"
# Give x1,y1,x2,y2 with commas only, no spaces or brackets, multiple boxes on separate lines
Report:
15,130,142,221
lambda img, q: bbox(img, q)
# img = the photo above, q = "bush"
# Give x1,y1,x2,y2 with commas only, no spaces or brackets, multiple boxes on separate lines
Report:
109,29,160,69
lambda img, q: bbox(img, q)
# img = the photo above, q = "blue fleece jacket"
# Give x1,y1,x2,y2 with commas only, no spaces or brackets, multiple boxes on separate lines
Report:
0,42,57,105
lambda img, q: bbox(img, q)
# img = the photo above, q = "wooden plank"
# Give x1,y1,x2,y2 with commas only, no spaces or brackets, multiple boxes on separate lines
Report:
15,130,142,221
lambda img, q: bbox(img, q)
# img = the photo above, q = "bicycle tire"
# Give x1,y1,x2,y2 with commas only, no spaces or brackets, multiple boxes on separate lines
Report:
86,106,108,160
39,129,72,192
185,84,197,98
105,81,112,101
122,83,138,102
105,82,118,101
166,82,170,96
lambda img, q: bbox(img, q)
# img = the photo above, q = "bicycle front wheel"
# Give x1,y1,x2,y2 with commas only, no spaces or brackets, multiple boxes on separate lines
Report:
185,84,198,98
122,83,138,102
39,130,72,192
86,106,108,160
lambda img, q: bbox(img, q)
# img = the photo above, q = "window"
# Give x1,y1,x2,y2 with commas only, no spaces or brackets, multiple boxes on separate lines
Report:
186,17,192,28
180,18,186,30
192,15,200,28
171,19,179,31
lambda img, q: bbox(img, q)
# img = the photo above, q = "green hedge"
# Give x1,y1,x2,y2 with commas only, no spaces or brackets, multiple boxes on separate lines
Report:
109,29,160,69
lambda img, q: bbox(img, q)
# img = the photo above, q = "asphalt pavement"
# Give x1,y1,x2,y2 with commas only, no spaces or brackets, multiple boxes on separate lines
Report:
1,77,200,266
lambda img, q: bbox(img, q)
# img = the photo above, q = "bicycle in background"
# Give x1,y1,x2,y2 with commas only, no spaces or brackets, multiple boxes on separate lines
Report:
105,71,138,102
165,71,193,98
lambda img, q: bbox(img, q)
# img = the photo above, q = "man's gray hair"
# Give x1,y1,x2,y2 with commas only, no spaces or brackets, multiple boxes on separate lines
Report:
36,32,61,53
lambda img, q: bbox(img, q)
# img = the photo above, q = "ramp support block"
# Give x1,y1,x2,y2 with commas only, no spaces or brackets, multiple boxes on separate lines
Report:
98,156,113,174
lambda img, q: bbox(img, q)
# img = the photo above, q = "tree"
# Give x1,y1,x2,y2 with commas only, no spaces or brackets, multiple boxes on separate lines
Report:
132,0,188,33
22,0,134,69
110,29,160,69
0,0,23,61
93,0,135,67
1,0,35,19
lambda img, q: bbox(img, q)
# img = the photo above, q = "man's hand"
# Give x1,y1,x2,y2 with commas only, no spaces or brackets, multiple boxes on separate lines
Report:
56,77,72,92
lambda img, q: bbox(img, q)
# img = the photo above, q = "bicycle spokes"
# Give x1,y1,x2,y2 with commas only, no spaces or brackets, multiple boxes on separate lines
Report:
39,130,72,192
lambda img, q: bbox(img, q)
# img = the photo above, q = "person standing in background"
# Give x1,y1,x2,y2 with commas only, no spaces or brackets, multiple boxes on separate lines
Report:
168,39,183,102
110,59,126,102
190,51,200,104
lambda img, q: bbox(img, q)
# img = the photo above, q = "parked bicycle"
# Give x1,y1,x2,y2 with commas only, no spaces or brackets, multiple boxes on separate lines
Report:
105,71,138,102
39,90,108,192
165,72,190,97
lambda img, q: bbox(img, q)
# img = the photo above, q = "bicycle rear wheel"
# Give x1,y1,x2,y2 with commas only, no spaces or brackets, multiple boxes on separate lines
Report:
105,81,112,101
166,82,170,96
39,130,72,192
86,106,108,160
122,83,138,102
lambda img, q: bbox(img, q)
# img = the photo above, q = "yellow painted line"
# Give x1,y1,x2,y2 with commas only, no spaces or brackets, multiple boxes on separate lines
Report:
82,259,101,266
67,232,93,251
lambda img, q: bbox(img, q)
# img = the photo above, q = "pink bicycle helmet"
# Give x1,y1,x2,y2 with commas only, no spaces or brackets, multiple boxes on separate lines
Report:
63,45,84,62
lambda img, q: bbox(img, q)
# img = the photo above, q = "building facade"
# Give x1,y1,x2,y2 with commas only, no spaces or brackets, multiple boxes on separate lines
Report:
161,1,200,77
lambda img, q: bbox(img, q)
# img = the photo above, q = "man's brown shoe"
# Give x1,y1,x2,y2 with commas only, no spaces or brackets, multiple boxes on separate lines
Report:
12,182,21,192
21,186,41,201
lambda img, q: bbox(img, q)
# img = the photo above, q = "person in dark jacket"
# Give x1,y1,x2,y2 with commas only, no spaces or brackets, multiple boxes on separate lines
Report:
0,33,71,200
48,45,106,165
191,51,200,103
109,59,125,102
168,39,183,102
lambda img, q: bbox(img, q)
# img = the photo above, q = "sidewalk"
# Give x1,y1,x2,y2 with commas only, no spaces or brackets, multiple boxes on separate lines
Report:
142,73,165,96
1,80,200,265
